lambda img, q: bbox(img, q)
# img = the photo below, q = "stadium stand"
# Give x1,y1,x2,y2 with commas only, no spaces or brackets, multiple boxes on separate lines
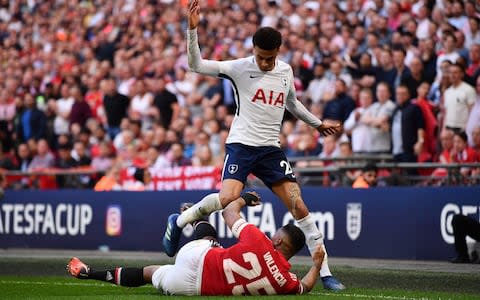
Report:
0,0,479,189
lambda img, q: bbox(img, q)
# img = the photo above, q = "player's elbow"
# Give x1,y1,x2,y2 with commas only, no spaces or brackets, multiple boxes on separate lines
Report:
301,281,314,293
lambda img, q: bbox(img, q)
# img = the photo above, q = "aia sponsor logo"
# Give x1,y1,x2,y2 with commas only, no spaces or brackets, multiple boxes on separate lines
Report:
251,89,285,106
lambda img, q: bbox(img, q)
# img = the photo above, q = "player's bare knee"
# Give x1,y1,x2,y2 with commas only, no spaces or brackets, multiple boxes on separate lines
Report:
218,191,240,208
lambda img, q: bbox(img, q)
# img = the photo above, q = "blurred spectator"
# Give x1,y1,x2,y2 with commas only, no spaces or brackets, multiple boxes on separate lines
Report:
15,143,32,172
0,91,16,152
319,135,340,163
344,88,375,153
182,126,196,159
466,76,480,145
443,63,476,132
392,47,410,92
72,141,92,167
55,143,77,188
192,145,214,167
169,142,191,167
167,67,194,107
129,79,155,130
303,63,329,104
466,44,480,78
153,77,179,129
102,78,130,140
419,38,437,83
289,123,322,157
124,168,152,191
452,131,480,178
55,144,76,169
94,165,122,192
375,49,396,91
53,84,74,136
436,32,461,76
91,141,114,172
202,77,224,108
413,82,438,159
366,82,396,153
352,162,378,188
17,93,47,142
429,60,452,106
390,85,425,164
402,57,434,99
28,139,54,170
438,128,456,163
322,79,356,123
471,127,480,156
69,86,92,129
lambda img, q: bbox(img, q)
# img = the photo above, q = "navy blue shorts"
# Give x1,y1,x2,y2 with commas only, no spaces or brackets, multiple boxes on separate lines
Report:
222,143,297,189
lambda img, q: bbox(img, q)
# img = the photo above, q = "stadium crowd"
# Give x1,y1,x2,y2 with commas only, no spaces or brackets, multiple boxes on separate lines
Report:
0,0,479,189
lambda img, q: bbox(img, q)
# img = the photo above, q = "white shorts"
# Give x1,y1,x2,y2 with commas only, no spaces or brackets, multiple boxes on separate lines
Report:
152,239,212,295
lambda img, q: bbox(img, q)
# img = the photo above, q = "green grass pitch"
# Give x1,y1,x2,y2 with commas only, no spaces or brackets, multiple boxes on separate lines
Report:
0,258,479,299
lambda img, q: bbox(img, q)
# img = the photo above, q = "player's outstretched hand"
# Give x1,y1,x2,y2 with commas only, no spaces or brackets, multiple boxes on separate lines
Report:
312,244,325,269
317,120,342,137
241,191,261,206
188,0,200,29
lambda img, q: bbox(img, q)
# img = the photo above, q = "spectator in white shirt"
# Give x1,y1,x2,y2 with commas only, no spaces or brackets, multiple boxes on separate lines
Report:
344,88,375,153
466,76,480,146
443,63,476,132
53,84,74,136
304,63,329,104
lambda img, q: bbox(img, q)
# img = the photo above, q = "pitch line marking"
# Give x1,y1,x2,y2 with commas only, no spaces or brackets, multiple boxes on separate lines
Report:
1,281,450,299
312,292,444,300
0,280,150,288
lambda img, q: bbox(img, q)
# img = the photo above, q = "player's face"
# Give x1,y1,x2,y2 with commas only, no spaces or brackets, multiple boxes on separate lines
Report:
253,46,279,72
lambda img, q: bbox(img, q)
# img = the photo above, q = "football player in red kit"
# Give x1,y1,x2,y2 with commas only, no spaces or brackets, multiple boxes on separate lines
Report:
67,193,324,295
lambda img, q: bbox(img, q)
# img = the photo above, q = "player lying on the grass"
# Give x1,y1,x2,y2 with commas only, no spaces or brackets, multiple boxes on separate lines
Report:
67,192,324,295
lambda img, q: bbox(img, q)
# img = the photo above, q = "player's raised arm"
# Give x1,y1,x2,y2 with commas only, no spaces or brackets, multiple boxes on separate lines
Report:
221,192,261,231
187,0,221,76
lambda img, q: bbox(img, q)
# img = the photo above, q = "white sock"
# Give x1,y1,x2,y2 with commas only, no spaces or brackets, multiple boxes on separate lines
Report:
297,214,332,277
176,193,222,228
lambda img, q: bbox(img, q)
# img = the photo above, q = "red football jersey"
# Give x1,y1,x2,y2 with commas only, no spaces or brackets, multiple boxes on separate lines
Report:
200,222,303,295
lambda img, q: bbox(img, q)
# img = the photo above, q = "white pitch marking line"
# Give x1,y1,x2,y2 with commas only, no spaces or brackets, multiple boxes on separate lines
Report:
0,280,150,288
311,292,444,300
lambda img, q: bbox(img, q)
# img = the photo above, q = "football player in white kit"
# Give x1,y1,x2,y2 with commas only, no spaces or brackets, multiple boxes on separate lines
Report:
163,0,345,291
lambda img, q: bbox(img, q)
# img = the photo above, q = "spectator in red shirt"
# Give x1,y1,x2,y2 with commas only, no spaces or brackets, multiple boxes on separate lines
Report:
452,131,480,179
413,82,438,158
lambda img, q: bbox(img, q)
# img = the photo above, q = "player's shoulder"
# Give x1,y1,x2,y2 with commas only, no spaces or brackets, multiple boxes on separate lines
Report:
276,59,293,72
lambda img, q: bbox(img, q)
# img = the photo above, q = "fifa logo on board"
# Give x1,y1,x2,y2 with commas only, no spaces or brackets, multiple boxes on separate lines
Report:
346,203,362,241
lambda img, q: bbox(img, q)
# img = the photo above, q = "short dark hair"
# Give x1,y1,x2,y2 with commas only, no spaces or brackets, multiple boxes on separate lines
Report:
252,27,282,50
281,223,305,255
134,168,145,183
363,162,378,173
455,131,468,143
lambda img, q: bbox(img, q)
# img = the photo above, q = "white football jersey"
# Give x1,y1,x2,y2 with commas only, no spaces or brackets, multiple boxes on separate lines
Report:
187,29,321,147
215,57,295,147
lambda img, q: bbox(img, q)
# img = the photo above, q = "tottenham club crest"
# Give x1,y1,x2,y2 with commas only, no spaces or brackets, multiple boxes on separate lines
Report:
228,164,238,174
346,203,362,241
282,77,288,88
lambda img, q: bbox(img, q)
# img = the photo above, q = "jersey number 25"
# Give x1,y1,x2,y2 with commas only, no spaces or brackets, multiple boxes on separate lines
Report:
223,252,276,295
